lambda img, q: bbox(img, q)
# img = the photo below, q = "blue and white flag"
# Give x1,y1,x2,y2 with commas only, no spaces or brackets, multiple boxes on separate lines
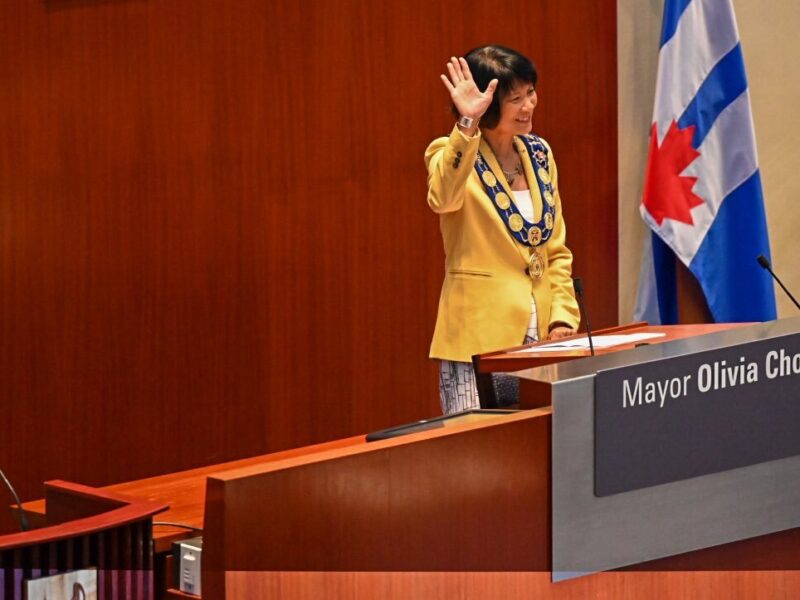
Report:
634,0,776,324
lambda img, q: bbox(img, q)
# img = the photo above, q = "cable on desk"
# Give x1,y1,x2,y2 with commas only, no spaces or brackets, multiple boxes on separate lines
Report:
153,521,203,533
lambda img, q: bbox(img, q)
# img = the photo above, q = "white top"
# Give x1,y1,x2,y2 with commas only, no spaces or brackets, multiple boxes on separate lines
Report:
512,189,535,223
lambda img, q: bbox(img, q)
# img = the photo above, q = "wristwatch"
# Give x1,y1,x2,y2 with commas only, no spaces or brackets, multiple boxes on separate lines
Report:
457,115,476,129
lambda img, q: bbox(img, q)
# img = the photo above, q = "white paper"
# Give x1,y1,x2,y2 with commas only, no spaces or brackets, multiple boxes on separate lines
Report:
509,332,666,354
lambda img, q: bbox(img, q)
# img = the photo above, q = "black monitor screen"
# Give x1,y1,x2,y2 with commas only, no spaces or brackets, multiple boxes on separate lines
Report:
366,409,518,442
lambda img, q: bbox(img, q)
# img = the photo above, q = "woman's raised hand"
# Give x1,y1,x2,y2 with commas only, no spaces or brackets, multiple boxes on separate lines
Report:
440,57,498,121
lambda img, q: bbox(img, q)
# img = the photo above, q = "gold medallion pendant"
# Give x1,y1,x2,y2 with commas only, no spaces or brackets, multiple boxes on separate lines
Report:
544,190,555,206
508,213,524,232
529,250,545,280
544,213,554,230
494,191,511,210
539,168,551,185
527,226,543,246
481,171,497,188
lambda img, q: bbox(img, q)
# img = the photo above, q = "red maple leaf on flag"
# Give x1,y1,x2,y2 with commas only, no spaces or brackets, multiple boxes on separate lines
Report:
641,120,704,226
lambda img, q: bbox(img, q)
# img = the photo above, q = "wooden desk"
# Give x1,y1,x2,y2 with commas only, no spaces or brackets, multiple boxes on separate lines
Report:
201,409,553,599
22,436,364,599
21,371,800,599
23,437,363,556
192,409,800,599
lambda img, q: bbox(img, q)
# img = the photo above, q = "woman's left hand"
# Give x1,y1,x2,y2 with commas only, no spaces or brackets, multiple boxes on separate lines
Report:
547,326,575,340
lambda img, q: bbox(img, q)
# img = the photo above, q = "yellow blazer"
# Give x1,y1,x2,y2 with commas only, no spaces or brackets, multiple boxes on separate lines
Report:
425,126,580,362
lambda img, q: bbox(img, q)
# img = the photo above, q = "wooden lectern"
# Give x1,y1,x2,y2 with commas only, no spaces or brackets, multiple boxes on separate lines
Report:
473,322,745,407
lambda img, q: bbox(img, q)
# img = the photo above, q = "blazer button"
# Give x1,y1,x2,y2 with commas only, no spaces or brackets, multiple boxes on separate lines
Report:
456,151,463,157
453,160,460,168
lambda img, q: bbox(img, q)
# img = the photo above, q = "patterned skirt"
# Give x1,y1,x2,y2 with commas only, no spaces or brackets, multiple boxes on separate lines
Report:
438,298,538,415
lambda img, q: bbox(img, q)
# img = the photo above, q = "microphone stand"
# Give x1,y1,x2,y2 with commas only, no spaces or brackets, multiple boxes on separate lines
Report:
757,255,800,311
572,277,595,356
0,467,29,531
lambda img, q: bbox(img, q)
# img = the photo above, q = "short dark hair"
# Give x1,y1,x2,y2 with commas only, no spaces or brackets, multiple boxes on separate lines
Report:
451,45,538,129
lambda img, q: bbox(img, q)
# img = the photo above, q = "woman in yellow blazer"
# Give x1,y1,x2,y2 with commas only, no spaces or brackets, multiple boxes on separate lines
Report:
427,46,580,414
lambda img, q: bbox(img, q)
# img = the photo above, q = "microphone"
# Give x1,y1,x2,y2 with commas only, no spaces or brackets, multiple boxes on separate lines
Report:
0,467,29,531
572,277,595,356
757,255,800,311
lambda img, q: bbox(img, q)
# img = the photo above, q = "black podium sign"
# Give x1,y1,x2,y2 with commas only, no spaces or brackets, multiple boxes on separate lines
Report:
594,332,800,496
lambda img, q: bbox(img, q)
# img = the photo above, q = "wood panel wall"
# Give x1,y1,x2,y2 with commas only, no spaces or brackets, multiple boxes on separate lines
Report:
0,0,617,517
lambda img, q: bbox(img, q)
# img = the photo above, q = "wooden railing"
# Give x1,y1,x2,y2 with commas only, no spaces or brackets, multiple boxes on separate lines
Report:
2,481,166,600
